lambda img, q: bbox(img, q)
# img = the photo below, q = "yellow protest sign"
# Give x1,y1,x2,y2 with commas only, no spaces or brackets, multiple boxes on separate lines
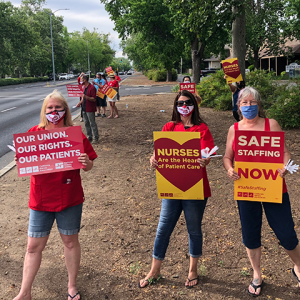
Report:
222,57,243,84
96,89,105,99
153,131,204,200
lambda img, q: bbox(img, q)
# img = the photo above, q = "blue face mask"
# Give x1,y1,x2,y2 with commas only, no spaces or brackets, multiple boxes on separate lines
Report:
241,105,258,120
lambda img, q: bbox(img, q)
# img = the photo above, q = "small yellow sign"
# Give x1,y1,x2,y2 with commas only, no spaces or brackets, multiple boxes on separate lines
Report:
222,57,243,84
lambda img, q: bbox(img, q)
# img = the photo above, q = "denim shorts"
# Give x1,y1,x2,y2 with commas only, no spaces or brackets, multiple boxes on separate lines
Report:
28,203,83,238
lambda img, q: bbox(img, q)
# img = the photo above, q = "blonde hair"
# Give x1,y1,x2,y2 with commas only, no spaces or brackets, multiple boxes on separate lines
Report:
38,89,73,128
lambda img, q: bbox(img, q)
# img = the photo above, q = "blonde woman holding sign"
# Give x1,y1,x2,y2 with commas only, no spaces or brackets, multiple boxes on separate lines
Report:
139,90,214,289
223,87,300,297
13,90,97,300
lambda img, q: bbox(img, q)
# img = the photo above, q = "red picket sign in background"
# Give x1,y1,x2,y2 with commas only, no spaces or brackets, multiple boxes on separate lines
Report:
14,126,84,177
66,85,84,97
180,83,195,93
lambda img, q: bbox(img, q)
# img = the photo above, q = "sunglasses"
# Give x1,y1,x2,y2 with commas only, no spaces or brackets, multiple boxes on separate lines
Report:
176,99,193,107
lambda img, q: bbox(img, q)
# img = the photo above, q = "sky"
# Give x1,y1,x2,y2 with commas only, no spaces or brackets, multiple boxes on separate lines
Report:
9,0,124,57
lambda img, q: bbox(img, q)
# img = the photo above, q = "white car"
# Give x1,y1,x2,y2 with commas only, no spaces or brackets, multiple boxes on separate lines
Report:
59,73,69,80
67,74,75,79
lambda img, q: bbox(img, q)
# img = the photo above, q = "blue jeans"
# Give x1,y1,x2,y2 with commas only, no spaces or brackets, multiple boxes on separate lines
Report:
28,203,83,238
153,198,208,260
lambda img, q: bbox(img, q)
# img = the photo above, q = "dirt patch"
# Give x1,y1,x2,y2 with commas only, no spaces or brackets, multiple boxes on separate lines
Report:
1,93,300,300
121,73,178,86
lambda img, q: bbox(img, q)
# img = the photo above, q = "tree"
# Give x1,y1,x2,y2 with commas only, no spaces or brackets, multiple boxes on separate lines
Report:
165,0,234,83
100,0,183,81
245,0,292,71
111,57,131,72
232,3,246,80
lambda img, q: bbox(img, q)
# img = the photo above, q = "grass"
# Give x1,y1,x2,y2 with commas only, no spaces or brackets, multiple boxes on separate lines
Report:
129,262,141,275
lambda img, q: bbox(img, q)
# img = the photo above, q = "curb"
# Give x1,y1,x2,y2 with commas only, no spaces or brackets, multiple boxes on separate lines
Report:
43,79,78,88
0,111,81,178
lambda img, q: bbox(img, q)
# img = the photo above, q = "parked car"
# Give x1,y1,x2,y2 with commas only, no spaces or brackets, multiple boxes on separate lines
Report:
48,74,59,81
119,71,124,75
67,74,75,79
200,69,218,77
59,73,69,80
127,71,132,75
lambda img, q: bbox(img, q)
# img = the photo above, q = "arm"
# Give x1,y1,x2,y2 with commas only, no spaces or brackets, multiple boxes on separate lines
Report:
270,119,290,177
224,75,237,93
223,125,240,180
150,150,158,168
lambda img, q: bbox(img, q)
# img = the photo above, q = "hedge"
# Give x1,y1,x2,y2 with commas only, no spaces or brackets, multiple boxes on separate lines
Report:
0,77,48,86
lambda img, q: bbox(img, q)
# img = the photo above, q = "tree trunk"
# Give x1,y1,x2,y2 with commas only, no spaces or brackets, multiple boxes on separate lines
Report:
191,36,205,84
231,5,246,82
254,49,260,70
166,69,172,82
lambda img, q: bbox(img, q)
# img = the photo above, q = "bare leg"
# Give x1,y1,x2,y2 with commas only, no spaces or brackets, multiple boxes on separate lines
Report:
285,244,300,286
185,256,200,287
60,233,81,300
139,258,162,288
107,102,113,118
246,247,262,295
113,103,119,118
13,236,49,300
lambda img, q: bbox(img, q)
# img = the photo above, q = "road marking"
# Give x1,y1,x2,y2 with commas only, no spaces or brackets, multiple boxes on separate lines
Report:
38,99,44,101
1,107,17,113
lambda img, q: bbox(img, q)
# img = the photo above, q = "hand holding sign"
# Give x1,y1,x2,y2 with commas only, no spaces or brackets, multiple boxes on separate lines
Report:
201,146,222,158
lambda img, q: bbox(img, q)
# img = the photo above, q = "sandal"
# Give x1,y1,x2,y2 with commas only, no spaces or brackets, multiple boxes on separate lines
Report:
292,267,300,284
247,280,264,297
68,292,80,300
185,275,199,289
137,275,161,288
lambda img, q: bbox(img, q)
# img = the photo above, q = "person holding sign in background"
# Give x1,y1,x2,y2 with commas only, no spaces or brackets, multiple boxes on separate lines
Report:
76,75,99,144
139,90,214,289
223,87,300,297
224,75,245,122
182,76,202,106
115,71,122,101
93,72,107,117
107,74,119,118
13,90,97,300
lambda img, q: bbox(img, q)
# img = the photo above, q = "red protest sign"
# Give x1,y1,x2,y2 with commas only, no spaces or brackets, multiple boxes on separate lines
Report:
180,83,195,93
105,66,115,76
100,83,110,94
14,126,84,177
234,130,284,203
66,85,83,97
235,131,284,163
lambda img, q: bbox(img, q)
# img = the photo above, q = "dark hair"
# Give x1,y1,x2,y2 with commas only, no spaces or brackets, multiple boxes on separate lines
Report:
82,75,89,81
171,90,205,125
116,71,119,75
182,76,192,83
238,81,246,89
101,74,106,80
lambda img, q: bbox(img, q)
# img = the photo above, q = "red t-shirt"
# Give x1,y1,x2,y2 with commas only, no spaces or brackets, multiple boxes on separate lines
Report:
83,83,97,112
28,125,97,212
162,122,214,198
233,118,287,193
115,76,121,82
108,80,119,88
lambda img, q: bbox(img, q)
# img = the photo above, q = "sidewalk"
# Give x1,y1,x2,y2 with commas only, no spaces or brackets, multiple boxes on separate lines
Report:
1,84,300,299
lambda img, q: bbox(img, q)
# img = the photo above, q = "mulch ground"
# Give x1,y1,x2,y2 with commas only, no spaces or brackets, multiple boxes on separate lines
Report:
0,82,300,300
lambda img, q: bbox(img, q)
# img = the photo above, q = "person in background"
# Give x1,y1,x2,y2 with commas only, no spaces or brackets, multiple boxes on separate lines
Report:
77,72,85,122
107,74,119,118
115,71,122,101
93,73,106,117
139,90,214,289
223,86,300,297
224,75,245,122
76,75,99,144
13,90,97,300
182,76,202,106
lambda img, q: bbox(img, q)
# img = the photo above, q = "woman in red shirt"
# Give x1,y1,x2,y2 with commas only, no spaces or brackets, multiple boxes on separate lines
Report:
107,74,119,118
115,71,121,101
139,90,214,289
13,90,97,300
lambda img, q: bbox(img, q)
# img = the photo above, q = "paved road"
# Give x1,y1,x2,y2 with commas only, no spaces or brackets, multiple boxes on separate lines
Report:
0,76,175,169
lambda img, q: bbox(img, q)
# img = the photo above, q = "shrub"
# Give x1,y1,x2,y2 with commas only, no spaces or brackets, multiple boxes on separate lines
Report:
267,84,300,129
248,65,254,71
0,77,48,86
152,69,167,82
